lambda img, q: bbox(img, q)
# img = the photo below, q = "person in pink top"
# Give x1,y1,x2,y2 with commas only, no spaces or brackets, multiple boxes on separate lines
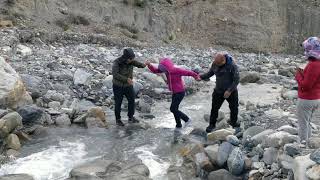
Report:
295,37,320,143
145,58,200,130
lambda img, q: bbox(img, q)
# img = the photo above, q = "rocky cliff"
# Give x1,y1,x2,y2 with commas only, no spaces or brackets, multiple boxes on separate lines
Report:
0,0,319,53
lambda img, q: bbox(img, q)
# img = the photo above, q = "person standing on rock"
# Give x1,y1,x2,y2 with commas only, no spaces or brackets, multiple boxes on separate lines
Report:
295,37,320,143
199,53,240,133
145,58,200,130
112,48,146,126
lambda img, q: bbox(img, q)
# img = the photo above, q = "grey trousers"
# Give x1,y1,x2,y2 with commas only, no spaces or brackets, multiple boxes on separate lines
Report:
297,98,320,141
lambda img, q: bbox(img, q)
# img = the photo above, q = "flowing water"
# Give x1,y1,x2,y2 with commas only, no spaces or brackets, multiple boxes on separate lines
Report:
0,82,283,180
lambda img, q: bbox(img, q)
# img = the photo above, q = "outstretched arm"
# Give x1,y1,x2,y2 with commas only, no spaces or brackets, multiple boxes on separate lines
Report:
200,64,215,80
132,60,146,68
146,64,161,74
174,67,199,78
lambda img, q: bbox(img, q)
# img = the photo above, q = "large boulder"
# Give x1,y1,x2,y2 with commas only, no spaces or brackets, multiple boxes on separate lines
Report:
217,142,234,167
20,74,45,99
0,174,34,180
277,125,298,135
207,129,234,141
293,154,316,180
205,144,219,166
0,57,32,109
69,159,151,180
243,126,265,140
55,114,71,127
251,129,275,145
227,147,244,175
195,152,215,172
17,105,52,126
262,131,299,148
240,72,260,84
263,147,279,165
0,112,22,138
208,169,240,180
5,134,21,150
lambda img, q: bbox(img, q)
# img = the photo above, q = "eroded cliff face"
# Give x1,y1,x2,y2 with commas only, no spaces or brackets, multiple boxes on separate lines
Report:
0,0,319,53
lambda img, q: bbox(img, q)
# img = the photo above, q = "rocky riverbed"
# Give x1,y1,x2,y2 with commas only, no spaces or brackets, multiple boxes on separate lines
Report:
0,28,320,180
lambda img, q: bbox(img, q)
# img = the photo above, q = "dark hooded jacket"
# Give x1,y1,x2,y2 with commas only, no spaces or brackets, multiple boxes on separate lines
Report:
200,54,239,93
112,49,146,87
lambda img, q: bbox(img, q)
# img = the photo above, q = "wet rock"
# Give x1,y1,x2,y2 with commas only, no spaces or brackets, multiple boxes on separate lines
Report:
55,114,71,127
227,147,244,175
277,125,298,135
87,107,106,122
293,154,316,180
243,126,265,141
73,69,92,85
0,109,8,119
278,153,294,173
0,112,22,138
240,72,260,84
306,165,320,180
69,159,150,180
208,169,240,180
207,129,234,141
226,135,240,146
204,144,219,165
310,149,320,164
85,117,106,128
138,99,151,113
167,165,196,180
195,152,215,172
217,142,234,167
15,131,32,142
308,137,320,149
6,149,20,157
16,44,32,56
263,147,278,165
17,105,52,125
0,57,32,109
0,174,34,180
284,143,301,156
262,131,299,148
5,133,21,150
32,125,48,136
244,157,252,170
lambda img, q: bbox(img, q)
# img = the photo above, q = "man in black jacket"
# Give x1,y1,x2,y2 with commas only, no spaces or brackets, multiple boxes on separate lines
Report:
112,48,146,126
199,53,240,133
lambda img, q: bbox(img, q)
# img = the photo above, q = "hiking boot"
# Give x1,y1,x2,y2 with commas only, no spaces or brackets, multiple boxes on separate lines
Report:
176,124,182,128
116,120,125,126
206,124,216,133
128,117,139,123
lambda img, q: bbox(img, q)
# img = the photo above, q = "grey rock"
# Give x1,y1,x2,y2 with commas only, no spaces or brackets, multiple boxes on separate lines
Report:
284,143,301,156
195,152,214,172
263,147,278,165
5,134,21,150
262,131,299,148
217,142,234,167
308,137,320,149
204,144,219,166
277,125,298,135
17,105,51,125
240,72,260,84
20,74,44,98
281,90,298,100
55,114,71,127
226,135,240,146
208,169,240,180
73,69,92,85
251,129,275,146
16,44,32,56
44,90,65,103
207,129,234,141
0,174,34,180
227,147,244,175
252,162,265,169
242,126,265,141
6,149,20,157
0,112,22,138
310,149,320,164
70,158,150,180
48,101,61,110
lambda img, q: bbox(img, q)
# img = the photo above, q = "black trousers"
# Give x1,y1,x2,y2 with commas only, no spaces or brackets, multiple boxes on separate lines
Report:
113,85,135,120
209,90,239,128
170,91,189,126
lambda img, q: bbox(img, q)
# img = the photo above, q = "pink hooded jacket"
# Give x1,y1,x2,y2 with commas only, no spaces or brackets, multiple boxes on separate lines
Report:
147,58,198,93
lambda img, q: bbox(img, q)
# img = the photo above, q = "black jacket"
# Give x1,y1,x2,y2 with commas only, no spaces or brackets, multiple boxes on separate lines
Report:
200,55,239,93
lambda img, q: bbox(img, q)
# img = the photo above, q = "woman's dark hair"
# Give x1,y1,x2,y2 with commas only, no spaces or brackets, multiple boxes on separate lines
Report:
308,56,317,61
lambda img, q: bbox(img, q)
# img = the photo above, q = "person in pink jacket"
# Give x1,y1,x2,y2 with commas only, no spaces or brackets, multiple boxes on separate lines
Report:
145,58,200,129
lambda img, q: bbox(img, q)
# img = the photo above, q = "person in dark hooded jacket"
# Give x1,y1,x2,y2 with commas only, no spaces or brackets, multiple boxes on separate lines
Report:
199,53,240,133
112,48,146,126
